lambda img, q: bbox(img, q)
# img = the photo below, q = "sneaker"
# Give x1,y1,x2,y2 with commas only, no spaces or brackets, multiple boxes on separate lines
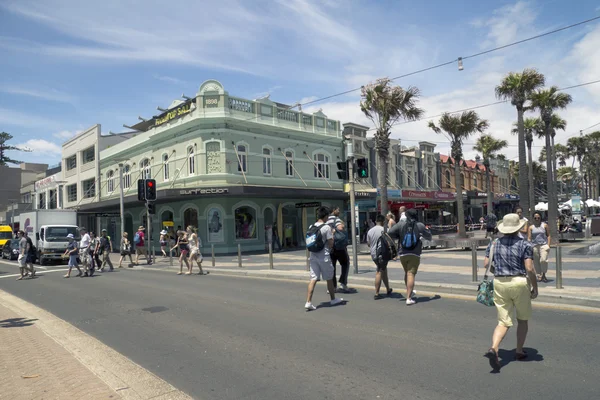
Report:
406,298,416,306
305,302,316,311
338,283,348,291
386,288,393,296
412,290,417,298
330,298,344,306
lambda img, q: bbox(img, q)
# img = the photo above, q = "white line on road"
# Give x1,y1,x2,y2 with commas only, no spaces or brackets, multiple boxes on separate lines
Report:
0,269,69,279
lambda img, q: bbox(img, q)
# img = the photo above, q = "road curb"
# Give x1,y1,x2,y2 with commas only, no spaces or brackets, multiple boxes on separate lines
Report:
205,267,600,311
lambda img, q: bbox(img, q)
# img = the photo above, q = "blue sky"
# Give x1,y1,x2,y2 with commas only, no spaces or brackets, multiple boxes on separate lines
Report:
1,0,600,166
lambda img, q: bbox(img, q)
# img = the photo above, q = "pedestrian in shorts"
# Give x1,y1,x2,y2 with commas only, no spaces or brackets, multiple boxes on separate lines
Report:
305,206,344,310
118,232,134,268
63,233,83,278
367,215,393,299
98,229,114,272
16,230,35,280
79,227,92,276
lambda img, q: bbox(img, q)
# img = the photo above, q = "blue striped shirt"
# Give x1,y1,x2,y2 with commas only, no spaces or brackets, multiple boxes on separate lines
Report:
485,235,533,277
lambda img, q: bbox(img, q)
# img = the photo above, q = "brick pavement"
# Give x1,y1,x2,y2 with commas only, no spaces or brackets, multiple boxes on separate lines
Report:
0,303,117,400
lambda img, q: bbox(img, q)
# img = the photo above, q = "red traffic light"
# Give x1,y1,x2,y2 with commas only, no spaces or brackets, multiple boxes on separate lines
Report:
147,181,154,187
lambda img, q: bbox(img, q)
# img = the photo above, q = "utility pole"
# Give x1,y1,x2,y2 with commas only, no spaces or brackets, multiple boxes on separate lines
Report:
347,141,359,275
146,202,152,264
118,163,125,242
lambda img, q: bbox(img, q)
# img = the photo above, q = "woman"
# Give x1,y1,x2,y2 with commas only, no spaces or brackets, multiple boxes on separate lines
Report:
386,212,396,231
63,233,82,278
171,231,190,275
159,229,168,257
89,232,101,274
118,232,134,268
528,212,551,282
186,226,207,275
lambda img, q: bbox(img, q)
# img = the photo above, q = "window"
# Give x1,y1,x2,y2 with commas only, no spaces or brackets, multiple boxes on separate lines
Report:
234,206,257,239
140,158,151,180
38,192,46,209
123,165,131,189
460,173,465,190
285,151,294,177
237,144,247,173
66,155,77,171
163,154,170,181
107,170,115,193
424,170,429,188
82,178,96,199
446,170,452,188
183,208,199,230
354,140,363,154
473,176,478,190
48,189,57,209
82,146,95,164
67,184,77,202
188,147,195,175
262,147,272,175
414,171,418,188
314,153,330,179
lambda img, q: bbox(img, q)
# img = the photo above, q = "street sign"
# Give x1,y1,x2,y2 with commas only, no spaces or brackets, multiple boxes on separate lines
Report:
95,213,120,218
295,202,321,209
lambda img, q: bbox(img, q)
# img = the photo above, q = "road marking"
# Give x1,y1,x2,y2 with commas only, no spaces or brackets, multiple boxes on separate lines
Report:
0,269,69,279
0,289,193,400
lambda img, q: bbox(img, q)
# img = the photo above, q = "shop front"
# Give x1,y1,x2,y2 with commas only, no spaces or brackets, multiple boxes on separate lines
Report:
385,190,457,225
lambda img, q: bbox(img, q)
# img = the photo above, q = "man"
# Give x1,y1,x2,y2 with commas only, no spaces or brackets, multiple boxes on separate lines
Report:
79,227,92,277
327,206,350,293
134,226,150,265
305,206,344,310
516,207,529,240
367,215,393,300
16,230,35,280
484,213,538,372
98,229,114,272
388,209,432,305
398,206,407,222
485,213,498,239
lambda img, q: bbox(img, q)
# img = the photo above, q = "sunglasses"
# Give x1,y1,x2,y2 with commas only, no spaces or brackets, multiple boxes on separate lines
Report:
534,217,541,220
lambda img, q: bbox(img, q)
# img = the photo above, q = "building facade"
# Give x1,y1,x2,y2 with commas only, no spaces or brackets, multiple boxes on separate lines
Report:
0,163,48,227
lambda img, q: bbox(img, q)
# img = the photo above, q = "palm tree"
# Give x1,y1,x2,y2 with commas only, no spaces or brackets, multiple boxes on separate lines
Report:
428,111,489,236
473,135,508,217
567,135,590,201
512,117,543,215
530,87,572,245
361,78,424,215
0,132,31,166
495,69,546,218
586,131,600,200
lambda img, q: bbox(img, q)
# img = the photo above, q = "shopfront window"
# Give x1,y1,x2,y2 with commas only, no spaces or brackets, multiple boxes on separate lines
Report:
235,206,257,240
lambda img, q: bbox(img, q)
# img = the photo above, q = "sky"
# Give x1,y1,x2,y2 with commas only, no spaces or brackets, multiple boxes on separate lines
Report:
1,0,600,167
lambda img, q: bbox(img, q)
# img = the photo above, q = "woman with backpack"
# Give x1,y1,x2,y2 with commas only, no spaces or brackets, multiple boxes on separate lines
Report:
118,232,134,268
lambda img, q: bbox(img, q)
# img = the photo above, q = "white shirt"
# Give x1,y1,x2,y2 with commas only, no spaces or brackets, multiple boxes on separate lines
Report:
80,233,91,249
518,217,529,239
309,222,333,260
399,212,407,222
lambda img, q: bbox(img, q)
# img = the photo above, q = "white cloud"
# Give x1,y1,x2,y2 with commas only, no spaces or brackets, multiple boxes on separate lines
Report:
16,139,62,155
152,74,186,85
53,130,80,139
0,86,74,103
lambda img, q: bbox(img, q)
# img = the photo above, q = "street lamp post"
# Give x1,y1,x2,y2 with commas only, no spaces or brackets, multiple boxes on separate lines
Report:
118,163,125,240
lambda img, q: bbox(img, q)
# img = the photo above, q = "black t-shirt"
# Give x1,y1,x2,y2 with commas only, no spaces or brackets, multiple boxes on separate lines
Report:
25,237,35,256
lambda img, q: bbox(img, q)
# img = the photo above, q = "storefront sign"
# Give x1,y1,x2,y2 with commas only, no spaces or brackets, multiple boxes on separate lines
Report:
34,175,56,192
155,99,194,127
433,191,456,200
402,190,434,199
295,202,321,209
504,194,519,200
377,188,401,198
95,213,119,218
355,191,375,198
180,188,229,196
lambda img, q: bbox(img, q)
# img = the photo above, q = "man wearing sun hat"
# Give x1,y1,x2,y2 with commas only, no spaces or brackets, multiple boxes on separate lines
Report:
483,213,538,372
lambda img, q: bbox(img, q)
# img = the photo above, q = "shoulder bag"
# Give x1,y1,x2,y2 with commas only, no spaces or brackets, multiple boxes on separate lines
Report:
476,239,497,307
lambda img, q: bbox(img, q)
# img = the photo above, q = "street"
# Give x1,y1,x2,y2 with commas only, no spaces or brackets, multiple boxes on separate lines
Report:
0,259,598,400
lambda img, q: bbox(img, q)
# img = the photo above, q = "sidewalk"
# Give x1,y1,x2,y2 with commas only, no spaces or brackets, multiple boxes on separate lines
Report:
0,303,117,400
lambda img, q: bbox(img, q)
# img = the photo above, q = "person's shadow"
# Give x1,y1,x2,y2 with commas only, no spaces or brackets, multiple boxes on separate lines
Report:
315,299,348,309
0,318,38,328
412,294,441,304
488,348,544,373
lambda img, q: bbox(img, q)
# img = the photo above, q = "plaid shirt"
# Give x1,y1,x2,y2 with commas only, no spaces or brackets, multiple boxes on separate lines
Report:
485,235,533,277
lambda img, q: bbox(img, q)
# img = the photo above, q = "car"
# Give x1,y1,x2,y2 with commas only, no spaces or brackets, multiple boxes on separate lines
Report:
1,239,20,261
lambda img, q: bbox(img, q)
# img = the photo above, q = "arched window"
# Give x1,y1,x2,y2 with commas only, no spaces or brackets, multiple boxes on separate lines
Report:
187,146,196,175
234,205,257,239
123,165,131,189
446,170,451,188
140,158,151,180
285,151,294,177
107,170,115,193
162,154,170,181
183,207,199,229
262,147,272,175
237,144,247,173
313,152,330,179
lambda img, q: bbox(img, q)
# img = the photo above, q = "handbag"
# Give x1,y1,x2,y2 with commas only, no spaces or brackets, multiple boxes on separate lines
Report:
476,239,497,307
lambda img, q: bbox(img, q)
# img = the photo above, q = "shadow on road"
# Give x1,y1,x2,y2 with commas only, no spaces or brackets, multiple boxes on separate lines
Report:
414,294,442,303
0,317,38,328
488,348,544,373
316,300,348,309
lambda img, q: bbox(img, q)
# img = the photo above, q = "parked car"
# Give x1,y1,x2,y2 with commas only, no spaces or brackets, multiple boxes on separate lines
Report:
1,239,20,260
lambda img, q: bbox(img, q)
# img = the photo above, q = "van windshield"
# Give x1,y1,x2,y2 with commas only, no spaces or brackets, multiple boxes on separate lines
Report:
45,227,80,242
0,231,13,240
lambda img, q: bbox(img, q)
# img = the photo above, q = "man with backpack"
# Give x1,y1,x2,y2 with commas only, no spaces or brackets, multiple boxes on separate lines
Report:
367,215,395,300
134,226,150,265
388,209,432,305
326,206,350,293
305,206,344,311
98,229,114,272
485,213,498,239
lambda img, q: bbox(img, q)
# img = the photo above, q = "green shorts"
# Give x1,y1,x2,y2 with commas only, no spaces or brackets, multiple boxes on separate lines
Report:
400,255,420,275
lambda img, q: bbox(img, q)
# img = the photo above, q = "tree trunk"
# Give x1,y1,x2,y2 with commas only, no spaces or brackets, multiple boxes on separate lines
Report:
486,167,492,218
377,150,389,215
516,107,530,215
527,142,535,219
545,127,558,245
455,161,466,236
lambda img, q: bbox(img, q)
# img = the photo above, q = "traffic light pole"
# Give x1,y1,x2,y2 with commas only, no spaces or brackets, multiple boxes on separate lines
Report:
349,157,359,275
146,201,152,265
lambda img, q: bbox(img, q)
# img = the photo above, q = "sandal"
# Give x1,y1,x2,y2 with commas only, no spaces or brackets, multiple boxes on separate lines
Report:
64,275,70,278
515,351,528,361
485,348,500,371
177,272,182,275
542,277,549,283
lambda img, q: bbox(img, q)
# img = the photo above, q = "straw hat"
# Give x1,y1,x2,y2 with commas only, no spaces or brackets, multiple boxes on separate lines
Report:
497,213,526,235
160,230,168,235
138,226,145,230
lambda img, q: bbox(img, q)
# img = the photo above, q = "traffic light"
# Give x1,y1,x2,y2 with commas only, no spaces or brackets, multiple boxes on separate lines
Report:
336,161,348,180
356,158,369,178
137,179,145,201
147,202,156,215
145,179,157,201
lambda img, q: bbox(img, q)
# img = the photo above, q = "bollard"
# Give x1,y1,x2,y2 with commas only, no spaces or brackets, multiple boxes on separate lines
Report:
238,244,242,268
211,244,215,267
305,248,310,271
152,245,156,264
471,242,478,282
555,245,563,289
269,242,274,269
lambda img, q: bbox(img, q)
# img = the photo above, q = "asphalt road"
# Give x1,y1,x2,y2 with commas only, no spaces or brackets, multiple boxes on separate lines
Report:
0,260,598,400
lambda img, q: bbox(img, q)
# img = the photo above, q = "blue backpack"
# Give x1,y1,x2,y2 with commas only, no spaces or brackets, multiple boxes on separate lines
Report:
133,232,141,245
306,224,325,252
400,220,419,250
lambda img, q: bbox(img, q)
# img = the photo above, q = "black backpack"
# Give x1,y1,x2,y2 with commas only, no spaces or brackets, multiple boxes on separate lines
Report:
400,220,419,251
25,236,35,256
376,232,397,263
328,222,348,250
306,224,325,253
